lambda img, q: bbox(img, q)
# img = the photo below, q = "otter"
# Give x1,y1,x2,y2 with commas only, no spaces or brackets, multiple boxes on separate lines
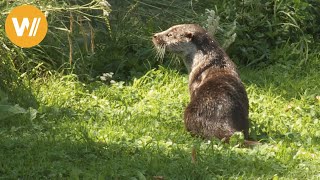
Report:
152,24,250,142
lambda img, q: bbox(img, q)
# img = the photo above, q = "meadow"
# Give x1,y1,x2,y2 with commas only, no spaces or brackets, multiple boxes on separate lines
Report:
0,0,320,179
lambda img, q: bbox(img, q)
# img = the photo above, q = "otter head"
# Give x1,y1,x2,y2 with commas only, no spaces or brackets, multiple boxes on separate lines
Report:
152,24,207,56
152,24,216,72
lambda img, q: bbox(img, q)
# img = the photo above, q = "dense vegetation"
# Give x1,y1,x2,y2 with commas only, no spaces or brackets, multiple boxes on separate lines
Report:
0,0,319,179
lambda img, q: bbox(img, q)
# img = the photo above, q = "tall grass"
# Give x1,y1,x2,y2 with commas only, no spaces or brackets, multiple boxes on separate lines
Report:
1,0,319,79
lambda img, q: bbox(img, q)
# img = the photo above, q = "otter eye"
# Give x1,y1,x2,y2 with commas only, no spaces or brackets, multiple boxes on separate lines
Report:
167,33,173,37
185,32,193,39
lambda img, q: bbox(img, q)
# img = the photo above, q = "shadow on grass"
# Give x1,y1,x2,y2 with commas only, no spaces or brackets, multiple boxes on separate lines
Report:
0,132,288,179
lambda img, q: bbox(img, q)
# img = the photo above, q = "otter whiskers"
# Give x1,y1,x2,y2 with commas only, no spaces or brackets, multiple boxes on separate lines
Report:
154,44,166,62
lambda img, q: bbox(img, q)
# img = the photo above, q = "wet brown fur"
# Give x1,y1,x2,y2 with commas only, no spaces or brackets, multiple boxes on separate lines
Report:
152,24,250,141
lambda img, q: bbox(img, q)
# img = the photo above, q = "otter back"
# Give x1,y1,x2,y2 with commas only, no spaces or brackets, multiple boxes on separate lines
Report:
153,24,250,141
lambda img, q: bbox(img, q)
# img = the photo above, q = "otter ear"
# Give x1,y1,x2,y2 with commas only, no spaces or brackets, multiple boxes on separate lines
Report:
185,32,194,39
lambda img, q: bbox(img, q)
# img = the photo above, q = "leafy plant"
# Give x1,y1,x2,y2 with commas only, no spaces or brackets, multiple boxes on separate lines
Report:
199,0,319,67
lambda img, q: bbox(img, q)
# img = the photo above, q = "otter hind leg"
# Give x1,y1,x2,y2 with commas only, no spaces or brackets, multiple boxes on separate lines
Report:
184,100,236,140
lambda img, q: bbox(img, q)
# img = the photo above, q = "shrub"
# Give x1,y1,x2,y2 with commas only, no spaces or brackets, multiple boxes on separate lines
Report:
202,0,320,66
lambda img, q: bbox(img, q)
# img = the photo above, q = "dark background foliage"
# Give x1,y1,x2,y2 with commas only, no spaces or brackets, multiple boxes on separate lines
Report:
0,0,319,106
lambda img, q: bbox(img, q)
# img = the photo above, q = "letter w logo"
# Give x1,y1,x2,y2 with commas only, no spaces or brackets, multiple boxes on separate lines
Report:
12,18,41,37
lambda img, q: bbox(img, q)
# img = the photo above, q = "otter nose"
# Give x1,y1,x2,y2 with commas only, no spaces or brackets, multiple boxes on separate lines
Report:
152,34,160,43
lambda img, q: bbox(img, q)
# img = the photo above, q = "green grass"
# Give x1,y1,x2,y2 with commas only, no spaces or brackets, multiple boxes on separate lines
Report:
1,61,320,179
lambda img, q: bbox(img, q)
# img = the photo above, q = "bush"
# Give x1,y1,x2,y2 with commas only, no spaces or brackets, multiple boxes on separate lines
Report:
1,0,319,80
203,0,320,66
